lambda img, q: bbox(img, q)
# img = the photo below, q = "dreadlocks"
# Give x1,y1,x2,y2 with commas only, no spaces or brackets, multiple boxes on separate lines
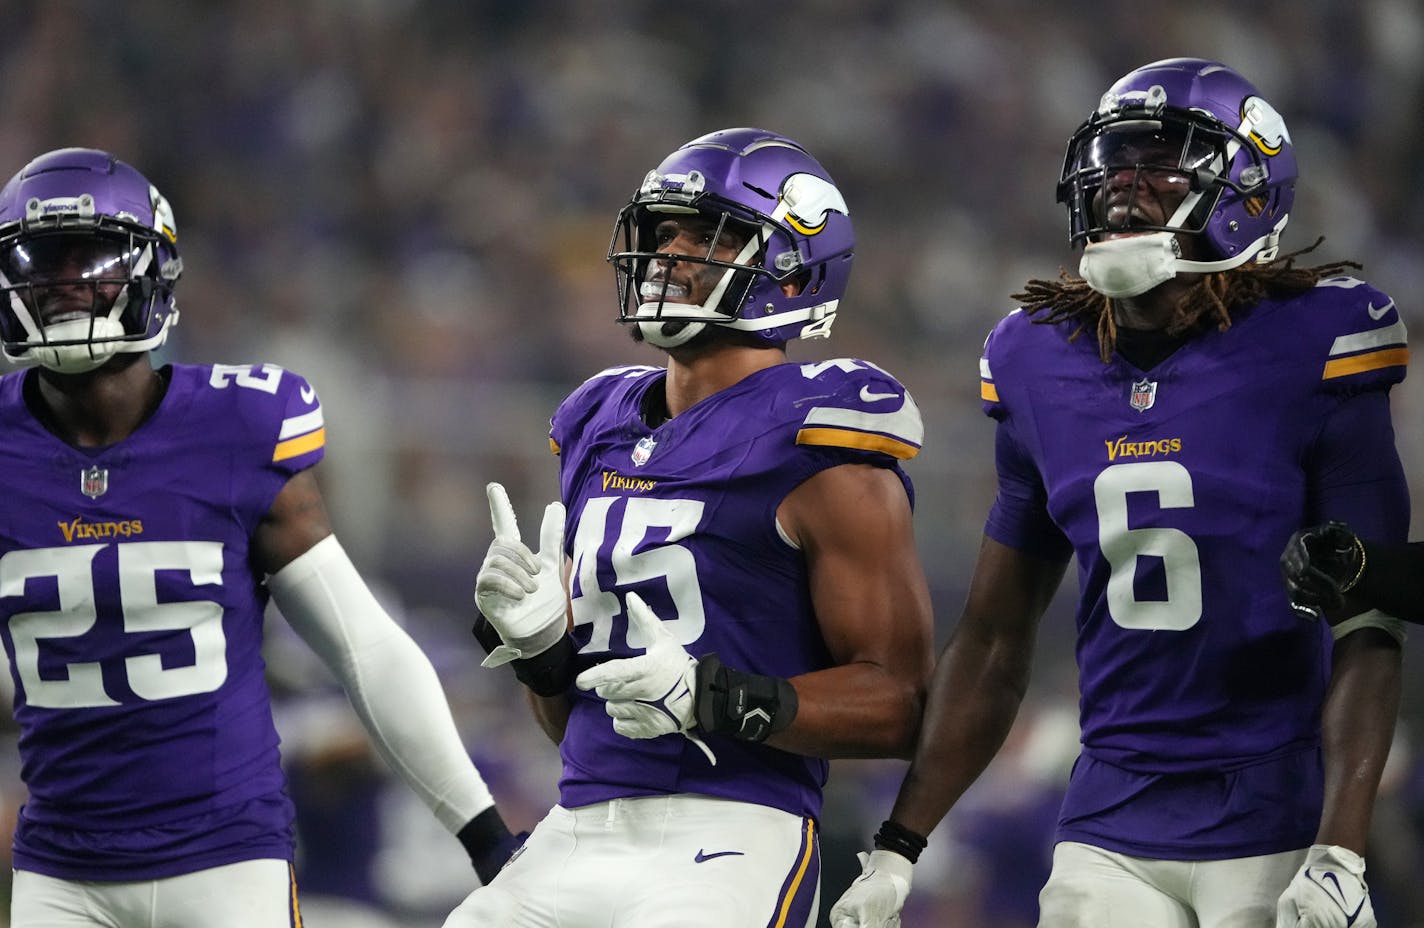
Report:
1013,238,1362,363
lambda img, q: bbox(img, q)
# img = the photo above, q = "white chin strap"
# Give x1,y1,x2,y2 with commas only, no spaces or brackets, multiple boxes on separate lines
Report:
1080,180,1289,298
637,318,707,348
30,317,126,373
1079,232,1181,298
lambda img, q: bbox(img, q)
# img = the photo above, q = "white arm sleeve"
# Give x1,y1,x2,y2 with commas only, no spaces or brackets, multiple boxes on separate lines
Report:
267,534,494,833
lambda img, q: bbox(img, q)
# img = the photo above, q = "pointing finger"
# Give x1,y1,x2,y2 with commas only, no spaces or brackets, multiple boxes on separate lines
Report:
624,592,668,649
486,482,520,541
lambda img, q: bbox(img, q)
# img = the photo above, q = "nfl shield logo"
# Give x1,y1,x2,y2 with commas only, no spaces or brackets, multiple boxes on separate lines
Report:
81,465,109,499
1129,379,1157,412
631,435,657,467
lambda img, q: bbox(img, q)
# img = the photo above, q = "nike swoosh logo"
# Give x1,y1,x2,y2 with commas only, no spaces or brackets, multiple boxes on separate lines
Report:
859,386,900,402
1367,299,1394,320
300,384,317,404
1306,869,1366,924
694,849,745,863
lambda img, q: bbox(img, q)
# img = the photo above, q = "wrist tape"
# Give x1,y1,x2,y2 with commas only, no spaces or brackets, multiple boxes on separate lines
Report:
694,653,798,742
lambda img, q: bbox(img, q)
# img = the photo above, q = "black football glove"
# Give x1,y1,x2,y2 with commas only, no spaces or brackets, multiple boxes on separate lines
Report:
1280,521,1364,619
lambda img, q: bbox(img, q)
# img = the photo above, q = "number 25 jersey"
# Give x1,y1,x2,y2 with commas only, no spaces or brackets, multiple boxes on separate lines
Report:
0,362,326,880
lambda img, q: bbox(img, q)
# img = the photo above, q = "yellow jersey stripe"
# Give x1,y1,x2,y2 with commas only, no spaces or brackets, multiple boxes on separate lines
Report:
981,380,999,402
796,427,919,460
273,428,326,463
549,437,561,455
1322,347,1410,380
771,818,817,928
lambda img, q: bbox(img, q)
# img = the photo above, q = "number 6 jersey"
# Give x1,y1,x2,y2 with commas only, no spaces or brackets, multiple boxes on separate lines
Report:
549,359,922,822
0,362,325,880
979,276,1409,858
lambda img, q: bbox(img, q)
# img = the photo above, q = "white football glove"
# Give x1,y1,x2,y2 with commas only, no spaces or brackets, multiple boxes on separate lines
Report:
829,849,913,928
474,482,568,667
574,592,716,765
1276,845,1375,928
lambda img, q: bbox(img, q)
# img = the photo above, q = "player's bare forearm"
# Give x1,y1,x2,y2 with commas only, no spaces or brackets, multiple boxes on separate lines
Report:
888,613,1036,835
1316,627,1402,853
526,688,572,745
888,536,1065,837
767,660,925,758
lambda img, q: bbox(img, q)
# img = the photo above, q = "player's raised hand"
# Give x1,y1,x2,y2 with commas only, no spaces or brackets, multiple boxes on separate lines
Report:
575,592,716,765
475,482,568,666
829,849,913,928
1275,845,1375,928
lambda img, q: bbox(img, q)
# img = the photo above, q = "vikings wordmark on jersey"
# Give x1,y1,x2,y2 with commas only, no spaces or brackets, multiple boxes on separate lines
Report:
0,362,324,880
548,358,921,821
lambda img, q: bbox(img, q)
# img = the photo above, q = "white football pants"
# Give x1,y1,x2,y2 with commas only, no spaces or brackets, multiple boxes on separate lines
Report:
444,794,821,928
1038,840,1307,927
12,858,300,927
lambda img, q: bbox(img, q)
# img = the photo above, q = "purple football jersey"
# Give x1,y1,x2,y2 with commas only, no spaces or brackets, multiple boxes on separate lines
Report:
549,359,922,821
979,277,1409,857
0,362,326,880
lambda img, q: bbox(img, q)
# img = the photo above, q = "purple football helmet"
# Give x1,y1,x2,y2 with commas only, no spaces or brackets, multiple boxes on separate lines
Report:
608,128,853,348
0,148,182,373
1058,58,1296,272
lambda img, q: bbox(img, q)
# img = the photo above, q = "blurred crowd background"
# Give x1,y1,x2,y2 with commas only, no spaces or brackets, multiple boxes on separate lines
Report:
1,1,1423,925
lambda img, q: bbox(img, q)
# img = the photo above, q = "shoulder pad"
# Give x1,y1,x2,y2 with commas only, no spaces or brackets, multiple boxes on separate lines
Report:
979,309,1027,418
792,358,923,461
1310,277,1408,391
551,365,661,456
205,362,325,468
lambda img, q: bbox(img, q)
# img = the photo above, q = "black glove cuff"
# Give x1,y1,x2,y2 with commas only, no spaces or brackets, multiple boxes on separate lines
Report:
873,819,928,864
693,653,798,742
472,611,577,697
457,806,525,884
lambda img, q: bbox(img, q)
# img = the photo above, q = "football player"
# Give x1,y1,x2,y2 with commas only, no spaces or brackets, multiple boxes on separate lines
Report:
0,148,521,927
832,59,1408,928
445,128,936,927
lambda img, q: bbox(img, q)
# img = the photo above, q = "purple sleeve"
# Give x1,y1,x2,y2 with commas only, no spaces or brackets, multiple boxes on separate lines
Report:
1305,389,1409,545
983,419,1073,561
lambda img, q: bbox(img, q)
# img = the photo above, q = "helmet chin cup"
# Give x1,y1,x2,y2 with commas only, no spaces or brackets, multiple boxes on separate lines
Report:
1079,232,1180,298
637,317,706,348
32,316,125,373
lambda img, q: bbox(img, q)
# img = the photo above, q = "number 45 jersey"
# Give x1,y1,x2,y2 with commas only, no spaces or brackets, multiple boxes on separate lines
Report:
0,362,326,880
549,359,923,821
980,276,1409,857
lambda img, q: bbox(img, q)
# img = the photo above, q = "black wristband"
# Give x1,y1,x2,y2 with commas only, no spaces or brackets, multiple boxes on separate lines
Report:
693,653,798,742
471,611,577,697
456,806,526,884
872,819,928,864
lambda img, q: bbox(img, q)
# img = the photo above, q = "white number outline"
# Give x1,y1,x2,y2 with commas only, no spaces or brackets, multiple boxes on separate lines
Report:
569,496,706,652
0,541,229,708
210,363,283,394
1093,461,1203,631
